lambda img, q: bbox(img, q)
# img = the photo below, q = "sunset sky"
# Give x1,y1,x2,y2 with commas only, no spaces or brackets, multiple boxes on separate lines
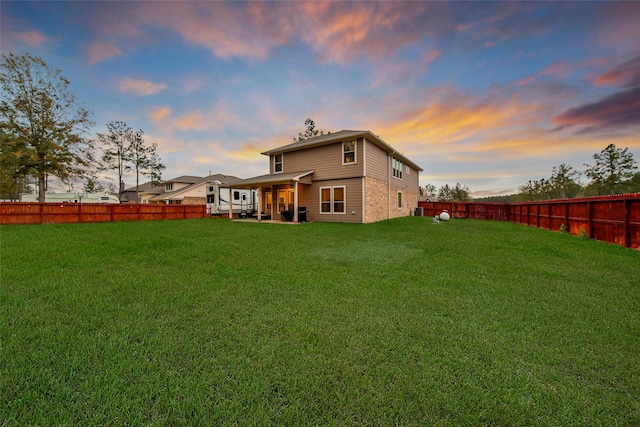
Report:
2,1,639,196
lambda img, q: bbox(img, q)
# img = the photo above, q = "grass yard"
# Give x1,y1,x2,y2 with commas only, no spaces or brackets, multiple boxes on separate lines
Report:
1,217,639,425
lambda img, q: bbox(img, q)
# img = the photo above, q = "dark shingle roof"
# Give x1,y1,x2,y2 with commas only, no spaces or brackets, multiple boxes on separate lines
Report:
261,130,423,171
261,130,365,155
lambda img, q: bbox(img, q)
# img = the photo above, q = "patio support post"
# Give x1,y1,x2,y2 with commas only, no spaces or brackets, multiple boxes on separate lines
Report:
270,185,274,220
294,181,299,223
257,187,262,222
228,187,233,219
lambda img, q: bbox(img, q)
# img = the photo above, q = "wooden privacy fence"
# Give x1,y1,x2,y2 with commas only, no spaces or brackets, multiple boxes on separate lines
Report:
0,203,207,225
419,194,640,249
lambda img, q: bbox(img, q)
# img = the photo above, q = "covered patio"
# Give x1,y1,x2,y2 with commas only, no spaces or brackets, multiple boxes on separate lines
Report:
228,170,314,223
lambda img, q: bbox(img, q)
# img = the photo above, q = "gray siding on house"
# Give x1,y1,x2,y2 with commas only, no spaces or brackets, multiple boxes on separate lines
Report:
303,178,364,224
275,139,364,181
364,138,389,181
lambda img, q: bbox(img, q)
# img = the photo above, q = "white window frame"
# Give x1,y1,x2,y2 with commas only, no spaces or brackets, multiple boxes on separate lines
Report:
274,154,283,174
320,187,331,214
405,165,411,175
392,157,403,180
319,185,346,214
165,183,173,191
343,140,356,165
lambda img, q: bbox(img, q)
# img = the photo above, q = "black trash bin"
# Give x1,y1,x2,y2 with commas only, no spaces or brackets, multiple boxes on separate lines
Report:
298,206,307,222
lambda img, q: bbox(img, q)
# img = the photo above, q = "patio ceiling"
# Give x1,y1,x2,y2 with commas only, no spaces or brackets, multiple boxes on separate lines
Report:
230,170,314,189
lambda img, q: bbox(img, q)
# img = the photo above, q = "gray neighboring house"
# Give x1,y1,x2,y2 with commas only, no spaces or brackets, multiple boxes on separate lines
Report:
124,174,241,204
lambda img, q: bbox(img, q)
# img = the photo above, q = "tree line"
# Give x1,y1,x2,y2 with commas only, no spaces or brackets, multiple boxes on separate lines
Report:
423,145,638,203
0,52,165,202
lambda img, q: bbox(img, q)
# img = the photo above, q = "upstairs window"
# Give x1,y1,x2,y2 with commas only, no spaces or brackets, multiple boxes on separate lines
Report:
343,140,356,164
274,154,283,173
165,183,173,191
392,157,403,179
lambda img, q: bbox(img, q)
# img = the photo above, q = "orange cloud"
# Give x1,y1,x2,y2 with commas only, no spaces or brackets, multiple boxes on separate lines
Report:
148,106,172,123
363,85,608,168
385,94,526,147
227,143,267,161
118,78,167,96
146,101,245,134
174,111,211,132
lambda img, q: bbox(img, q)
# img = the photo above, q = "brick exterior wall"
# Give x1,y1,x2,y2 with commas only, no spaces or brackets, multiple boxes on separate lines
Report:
365,177,389,223
400,190,418,218
365,177,419,223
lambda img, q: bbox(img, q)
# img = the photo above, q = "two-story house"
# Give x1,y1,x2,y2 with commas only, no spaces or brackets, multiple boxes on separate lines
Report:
136,174,242,205
231,130,422,223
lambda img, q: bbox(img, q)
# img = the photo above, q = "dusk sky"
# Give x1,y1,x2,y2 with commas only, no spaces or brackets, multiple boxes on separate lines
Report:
2,1,639,196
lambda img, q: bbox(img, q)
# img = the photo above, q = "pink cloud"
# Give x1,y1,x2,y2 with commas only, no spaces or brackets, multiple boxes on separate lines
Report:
87,42,123,64
554,86,640,132
593,56,640,88
422,50,442,65
118,78,167,96
80,1,432,64
594,2,640,52
368,50,440,88
14,30,48,46
517,61,573,86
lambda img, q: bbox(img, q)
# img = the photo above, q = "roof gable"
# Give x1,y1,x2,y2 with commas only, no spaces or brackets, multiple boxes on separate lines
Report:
261,130,365,155
262,130,423,172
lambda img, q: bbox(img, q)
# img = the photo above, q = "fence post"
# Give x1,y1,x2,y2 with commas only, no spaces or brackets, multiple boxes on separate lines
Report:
625,199,631,248
588,200,593,238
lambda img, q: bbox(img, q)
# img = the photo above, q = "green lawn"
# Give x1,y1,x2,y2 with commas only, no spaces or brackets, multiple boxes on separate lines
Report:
1,217,639,425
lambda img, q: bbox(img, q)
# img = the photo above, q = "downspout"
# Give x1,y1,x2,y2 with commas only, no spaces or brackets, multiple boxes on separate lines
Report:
362,137,366,224
389,150,395,220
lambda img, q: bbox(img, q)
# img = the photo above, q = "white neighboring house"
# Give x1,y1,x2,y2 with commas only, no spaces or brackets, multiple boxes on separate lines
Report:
137,174,242,205
19,192,120,204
